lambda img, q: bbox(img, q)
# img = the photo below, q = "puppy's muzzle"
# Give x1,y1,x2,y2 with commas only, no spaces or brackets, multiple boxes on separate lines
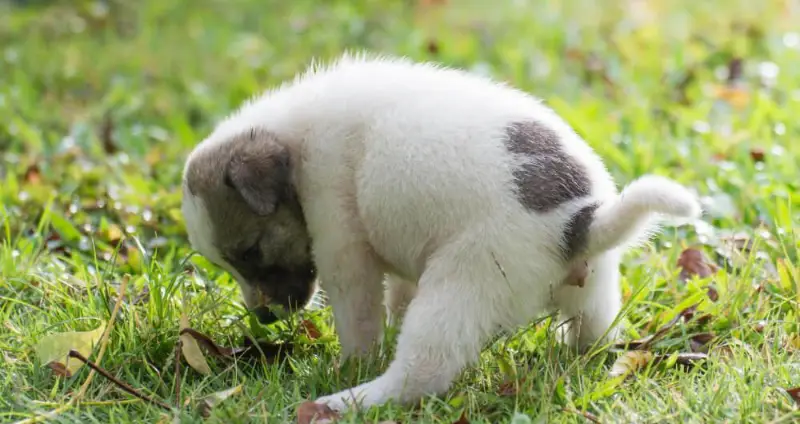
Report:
247,265,317,324
252,306,279,324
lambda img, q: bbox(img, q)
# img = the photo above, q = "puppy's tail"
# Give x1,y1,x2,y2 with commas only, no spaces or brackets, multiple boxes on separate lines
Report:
581,175,702,257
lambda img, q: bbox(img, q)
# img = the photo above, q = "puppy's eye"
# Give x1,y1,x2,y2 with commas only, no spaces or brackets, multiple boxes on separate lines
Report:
240,243,261,263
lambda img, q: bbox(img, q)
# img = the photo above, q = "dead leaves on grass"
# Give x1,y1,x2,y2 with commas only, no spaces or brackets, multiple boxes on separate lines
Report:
196,385,243,418
34,321,106,377
179,313,212,375
608,350,655,378
677,247,720,301
786,387,800,405
296,401,340,424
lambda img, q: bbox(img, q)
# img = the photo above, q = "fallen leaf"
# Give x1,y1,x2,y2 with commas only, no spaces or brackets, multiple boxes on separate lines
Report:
677,248,717,280
47,361,71,377
178,327,293,363
608,351,654,378
726,57,744,83
498,377,525,396
749,147,765,162
297,401,339,424
713,85,750,109
100,112,118,154
786,387,800,405
197,385,243,418
690,333,715,353
105,223,124,246
300,319,322,340
179,314,211,375
180,327,244,357
706,285,719,302
785,334,800,351
613,306,695,350
677,248,719,301
34,321,106,377
426,39,440,55
24,163,42,184
452,411,470,424
671,352,709,368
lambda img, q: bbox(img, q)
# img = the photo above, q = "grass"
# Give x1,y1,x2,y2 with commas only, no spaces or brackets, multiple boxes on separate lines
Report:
1,0,799,422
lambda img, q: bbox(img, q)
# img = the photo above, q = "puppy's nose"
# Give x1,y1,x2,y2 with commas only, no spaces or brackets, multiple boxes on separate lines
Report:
253,306,278,324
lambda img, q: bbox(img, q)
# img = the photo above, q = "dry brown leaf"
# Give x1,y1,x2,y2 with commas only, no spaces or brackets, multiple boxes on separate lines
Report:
300,319,322,340
179,328,244,357
787,387,800,405
497,377,525,396
24,163,42,184
671,352,709,367
197,385,243,418
677,248,717,280
749,147,766,162
613,306,695,350
426,39,440,55
297,401,339,424
47,361,71,377
677,248,719,301
179,314,211,375
100,112,118,154
451,411,470,424
609,351,654,378
179,327,292,362
690,333,715,353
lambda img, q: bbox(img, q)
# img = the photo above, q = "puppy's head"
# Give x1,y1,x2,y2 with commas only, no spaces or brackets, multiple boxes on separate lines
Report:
181,128,316,324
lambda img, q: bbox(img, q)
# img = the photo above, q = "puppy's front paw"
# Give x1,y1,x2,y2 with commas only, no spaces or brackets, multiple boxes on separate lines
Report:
315,377,393,414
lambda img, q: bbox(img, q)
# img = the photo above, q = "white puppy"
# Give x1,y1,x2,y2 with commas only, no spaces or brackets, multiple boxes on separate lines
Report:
180,53,702,413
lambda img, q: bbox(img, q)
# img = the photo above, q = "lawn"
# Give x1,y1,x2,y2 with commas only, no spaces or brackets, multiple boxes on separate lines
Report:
1,0,799,422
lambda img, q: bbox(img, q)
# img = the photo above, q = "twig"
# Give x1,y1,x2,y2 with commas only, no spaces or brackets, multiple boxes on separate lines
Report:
174,338,182,407
563,407,602,423
67,350,171,410
612,305,696,351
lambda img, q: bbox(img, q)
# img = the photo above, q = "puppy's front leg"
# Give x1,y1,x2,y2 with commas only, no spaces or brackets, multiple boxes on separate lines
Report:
316,258,496,412
316,241,386,359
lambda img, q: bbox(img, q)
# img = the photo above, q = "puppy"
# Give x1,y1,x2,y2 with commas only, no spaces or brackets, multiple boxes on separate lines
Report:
180,53,702,413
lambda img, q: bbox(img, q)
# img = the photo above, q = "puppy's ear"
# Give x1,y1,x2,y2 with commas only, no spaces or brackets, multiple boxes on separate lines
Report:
225,130,291,216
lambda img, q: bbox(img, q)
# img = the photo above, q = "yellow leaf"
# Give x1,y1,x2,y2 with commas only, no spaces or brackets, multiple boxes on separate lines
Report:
713,85,750,109
180,313,211,375
196,385,243,417
608,351,654,378
34,320,107,377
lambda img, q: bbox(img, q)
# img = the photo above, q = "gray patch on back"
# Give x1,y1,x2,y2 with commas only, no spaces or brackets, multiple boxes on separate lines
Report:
503,121,591,213
561,202,599,261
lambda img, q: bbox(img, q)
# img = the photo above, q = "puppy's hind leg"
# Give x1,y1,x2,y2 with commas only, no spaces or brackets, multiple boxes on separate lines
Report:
555,249,624,351
316,252,502,412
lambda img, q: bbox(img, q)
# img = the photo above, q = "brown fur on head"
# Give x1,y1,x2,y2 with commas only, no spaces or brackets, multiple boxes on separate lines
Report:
181,128,316,323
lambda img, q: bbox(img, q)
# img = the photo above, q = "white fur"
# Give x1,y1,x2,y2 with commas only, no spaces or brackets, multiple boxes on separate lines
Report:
182,52,702,412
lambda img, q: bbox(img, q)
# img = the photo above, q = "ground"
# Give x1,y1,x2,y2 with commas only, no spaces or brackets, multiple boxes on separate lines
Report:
1,0,799,423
